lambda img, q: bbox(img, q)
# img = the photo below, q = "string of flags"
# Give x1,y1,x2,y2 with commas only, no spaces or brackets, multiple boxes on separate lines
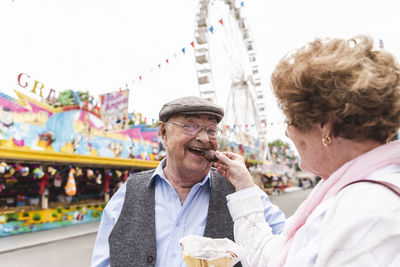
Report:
129,1,246,87
124,118,286,131
221,120,286,132
124,117,287,131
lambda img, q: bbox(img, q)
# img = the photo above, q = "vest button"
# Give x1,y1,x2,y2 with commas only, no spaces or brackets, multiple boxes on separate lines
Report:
147,256,154,263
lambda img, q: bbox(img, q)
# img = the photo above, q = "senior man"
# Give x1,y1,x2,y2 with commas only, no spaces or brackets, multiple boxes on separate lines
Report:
91,96,285,267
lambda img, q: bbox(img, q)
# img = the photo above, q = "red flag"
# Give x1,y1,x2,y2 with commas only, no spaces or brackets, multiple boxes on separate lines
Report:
39,174,50,195
166,59,169,64
104,172,111,193
219,19,223,25
190,41,194,48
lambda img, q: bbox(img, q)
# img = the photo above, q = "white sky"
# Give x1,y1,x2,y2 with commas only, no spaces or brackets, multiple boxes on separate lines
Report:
1,0,400,146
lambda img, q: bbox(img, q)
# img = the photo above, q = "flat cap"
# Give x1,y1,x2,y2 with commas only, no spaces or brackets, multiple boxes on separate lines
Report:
159,96,224,123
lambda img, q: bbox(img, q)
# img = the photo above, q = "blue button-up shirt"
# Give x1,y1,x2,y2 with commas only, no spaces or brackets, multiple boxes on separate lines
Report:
91,159,285,267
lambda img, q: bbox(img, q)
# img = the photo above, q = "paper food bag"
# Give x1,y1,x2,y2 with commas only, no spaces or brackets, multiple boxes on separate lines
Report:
179,235,246,267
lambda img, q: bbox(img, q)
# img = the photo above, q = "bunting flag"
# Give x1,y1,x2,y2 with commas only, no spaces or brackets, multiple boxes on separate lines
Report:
218,19,223,25
209,26,214,33
379,39,384,49
181,48,186,54
219,120,285,135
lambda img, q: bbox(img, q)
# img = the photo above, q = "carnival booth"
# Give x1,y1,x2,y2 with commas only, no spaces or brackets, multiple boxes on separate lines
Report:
0,89,161,236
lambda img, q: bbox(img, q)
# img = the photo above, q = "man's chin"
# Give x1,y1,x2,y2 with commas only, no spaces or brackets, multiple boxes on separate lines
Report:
185,161,212,174
185,152,208,163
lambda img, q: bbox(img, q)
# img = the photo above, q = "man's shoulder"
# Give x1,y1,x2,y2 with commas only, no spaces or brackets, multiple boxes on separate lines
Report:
126,169,155,185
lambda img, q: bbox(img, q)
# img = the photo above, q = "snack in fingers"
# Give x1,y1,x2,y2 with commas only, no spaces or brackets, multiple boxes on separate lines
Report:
201,149,218,162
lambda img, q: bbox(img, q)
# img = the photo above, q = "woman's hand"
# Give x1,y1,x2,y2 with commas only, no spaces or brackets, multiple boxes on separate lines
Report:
214,151,255,191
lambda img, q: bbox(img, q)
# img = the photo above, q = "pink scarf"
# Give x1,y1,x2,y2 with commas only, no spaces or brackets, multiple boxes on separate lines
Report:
274,140,400,267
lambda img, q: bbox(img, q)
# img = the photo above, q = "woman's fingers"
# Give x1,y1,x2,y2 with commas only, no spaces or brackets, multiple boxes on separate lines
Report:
214,151,254,191
215,151,229,164
221,151,237,160
215,151,241,164
217,165,229,177
214,152,233,178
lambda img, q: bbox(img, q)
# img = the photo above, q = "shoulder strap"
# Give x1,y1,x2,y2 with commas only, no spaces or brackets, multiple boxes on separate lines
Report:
343,179,400,197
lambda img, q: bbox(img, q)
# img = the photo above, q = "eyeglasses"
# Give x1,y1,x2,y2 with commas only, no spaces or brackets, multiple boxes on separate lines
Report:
167,121,222,139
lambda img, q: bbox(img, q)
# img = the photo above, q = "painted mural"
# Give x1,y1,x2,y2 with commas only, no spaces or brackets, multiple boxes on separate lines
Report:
0,91,161,160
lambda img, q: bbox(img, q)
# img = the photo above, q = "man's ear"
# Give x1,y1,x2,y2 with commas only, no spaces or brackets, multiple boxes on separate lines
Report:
158,122,167,140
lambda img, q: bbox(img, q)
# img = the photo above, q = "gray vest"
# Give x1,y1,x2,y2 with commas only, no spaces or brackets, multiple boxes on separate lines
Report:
109,168,241,267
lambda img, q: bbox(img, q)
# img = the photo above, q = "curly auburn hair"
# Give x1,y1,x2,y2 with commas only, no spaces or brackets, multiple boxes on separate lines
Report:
271,35,400,143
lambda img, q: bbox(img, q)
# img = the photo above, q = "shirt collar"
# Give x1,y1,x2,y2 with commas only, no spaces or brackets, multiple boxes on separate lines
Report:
147,158,212,188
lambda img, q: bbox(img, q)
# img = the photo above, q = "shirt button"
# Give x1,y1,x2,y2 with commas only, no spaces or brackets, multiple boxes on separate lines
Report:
147,256,154,263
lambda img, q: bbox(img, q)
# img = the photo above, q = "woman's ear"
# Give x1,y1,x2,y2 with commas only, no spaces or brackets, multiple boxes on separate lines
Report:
320,117,334,139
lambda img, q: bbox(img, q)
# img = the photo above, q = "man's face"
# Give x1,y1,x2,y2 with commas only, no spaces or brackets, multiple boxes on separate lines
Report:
159,114,219,176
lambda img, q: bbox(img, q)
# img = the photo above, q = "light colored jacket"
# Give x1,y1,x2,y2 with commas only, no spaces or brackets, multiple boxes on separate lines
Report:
227,165,400,267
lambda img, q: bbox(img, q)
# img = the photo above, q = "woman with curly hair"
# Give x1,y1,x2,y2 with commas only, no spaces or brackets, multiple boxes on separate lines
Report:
214,35,400,266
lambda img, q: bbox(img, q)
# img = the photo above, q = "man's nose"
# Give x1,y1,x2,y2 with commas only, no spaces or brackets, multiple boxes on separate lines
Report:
195,128,210,141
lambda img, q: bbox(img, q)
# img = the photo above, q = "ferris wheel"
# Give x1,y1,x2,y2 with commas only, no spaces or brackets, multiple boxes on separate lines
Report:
194,0,267,149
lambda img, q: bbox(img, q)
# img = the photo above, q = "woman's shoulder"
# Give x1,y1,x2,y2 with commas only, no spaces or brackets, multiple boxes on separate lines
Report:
333,173,400,214
321,171,400,232
316,173,400,265
339,172,399,203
